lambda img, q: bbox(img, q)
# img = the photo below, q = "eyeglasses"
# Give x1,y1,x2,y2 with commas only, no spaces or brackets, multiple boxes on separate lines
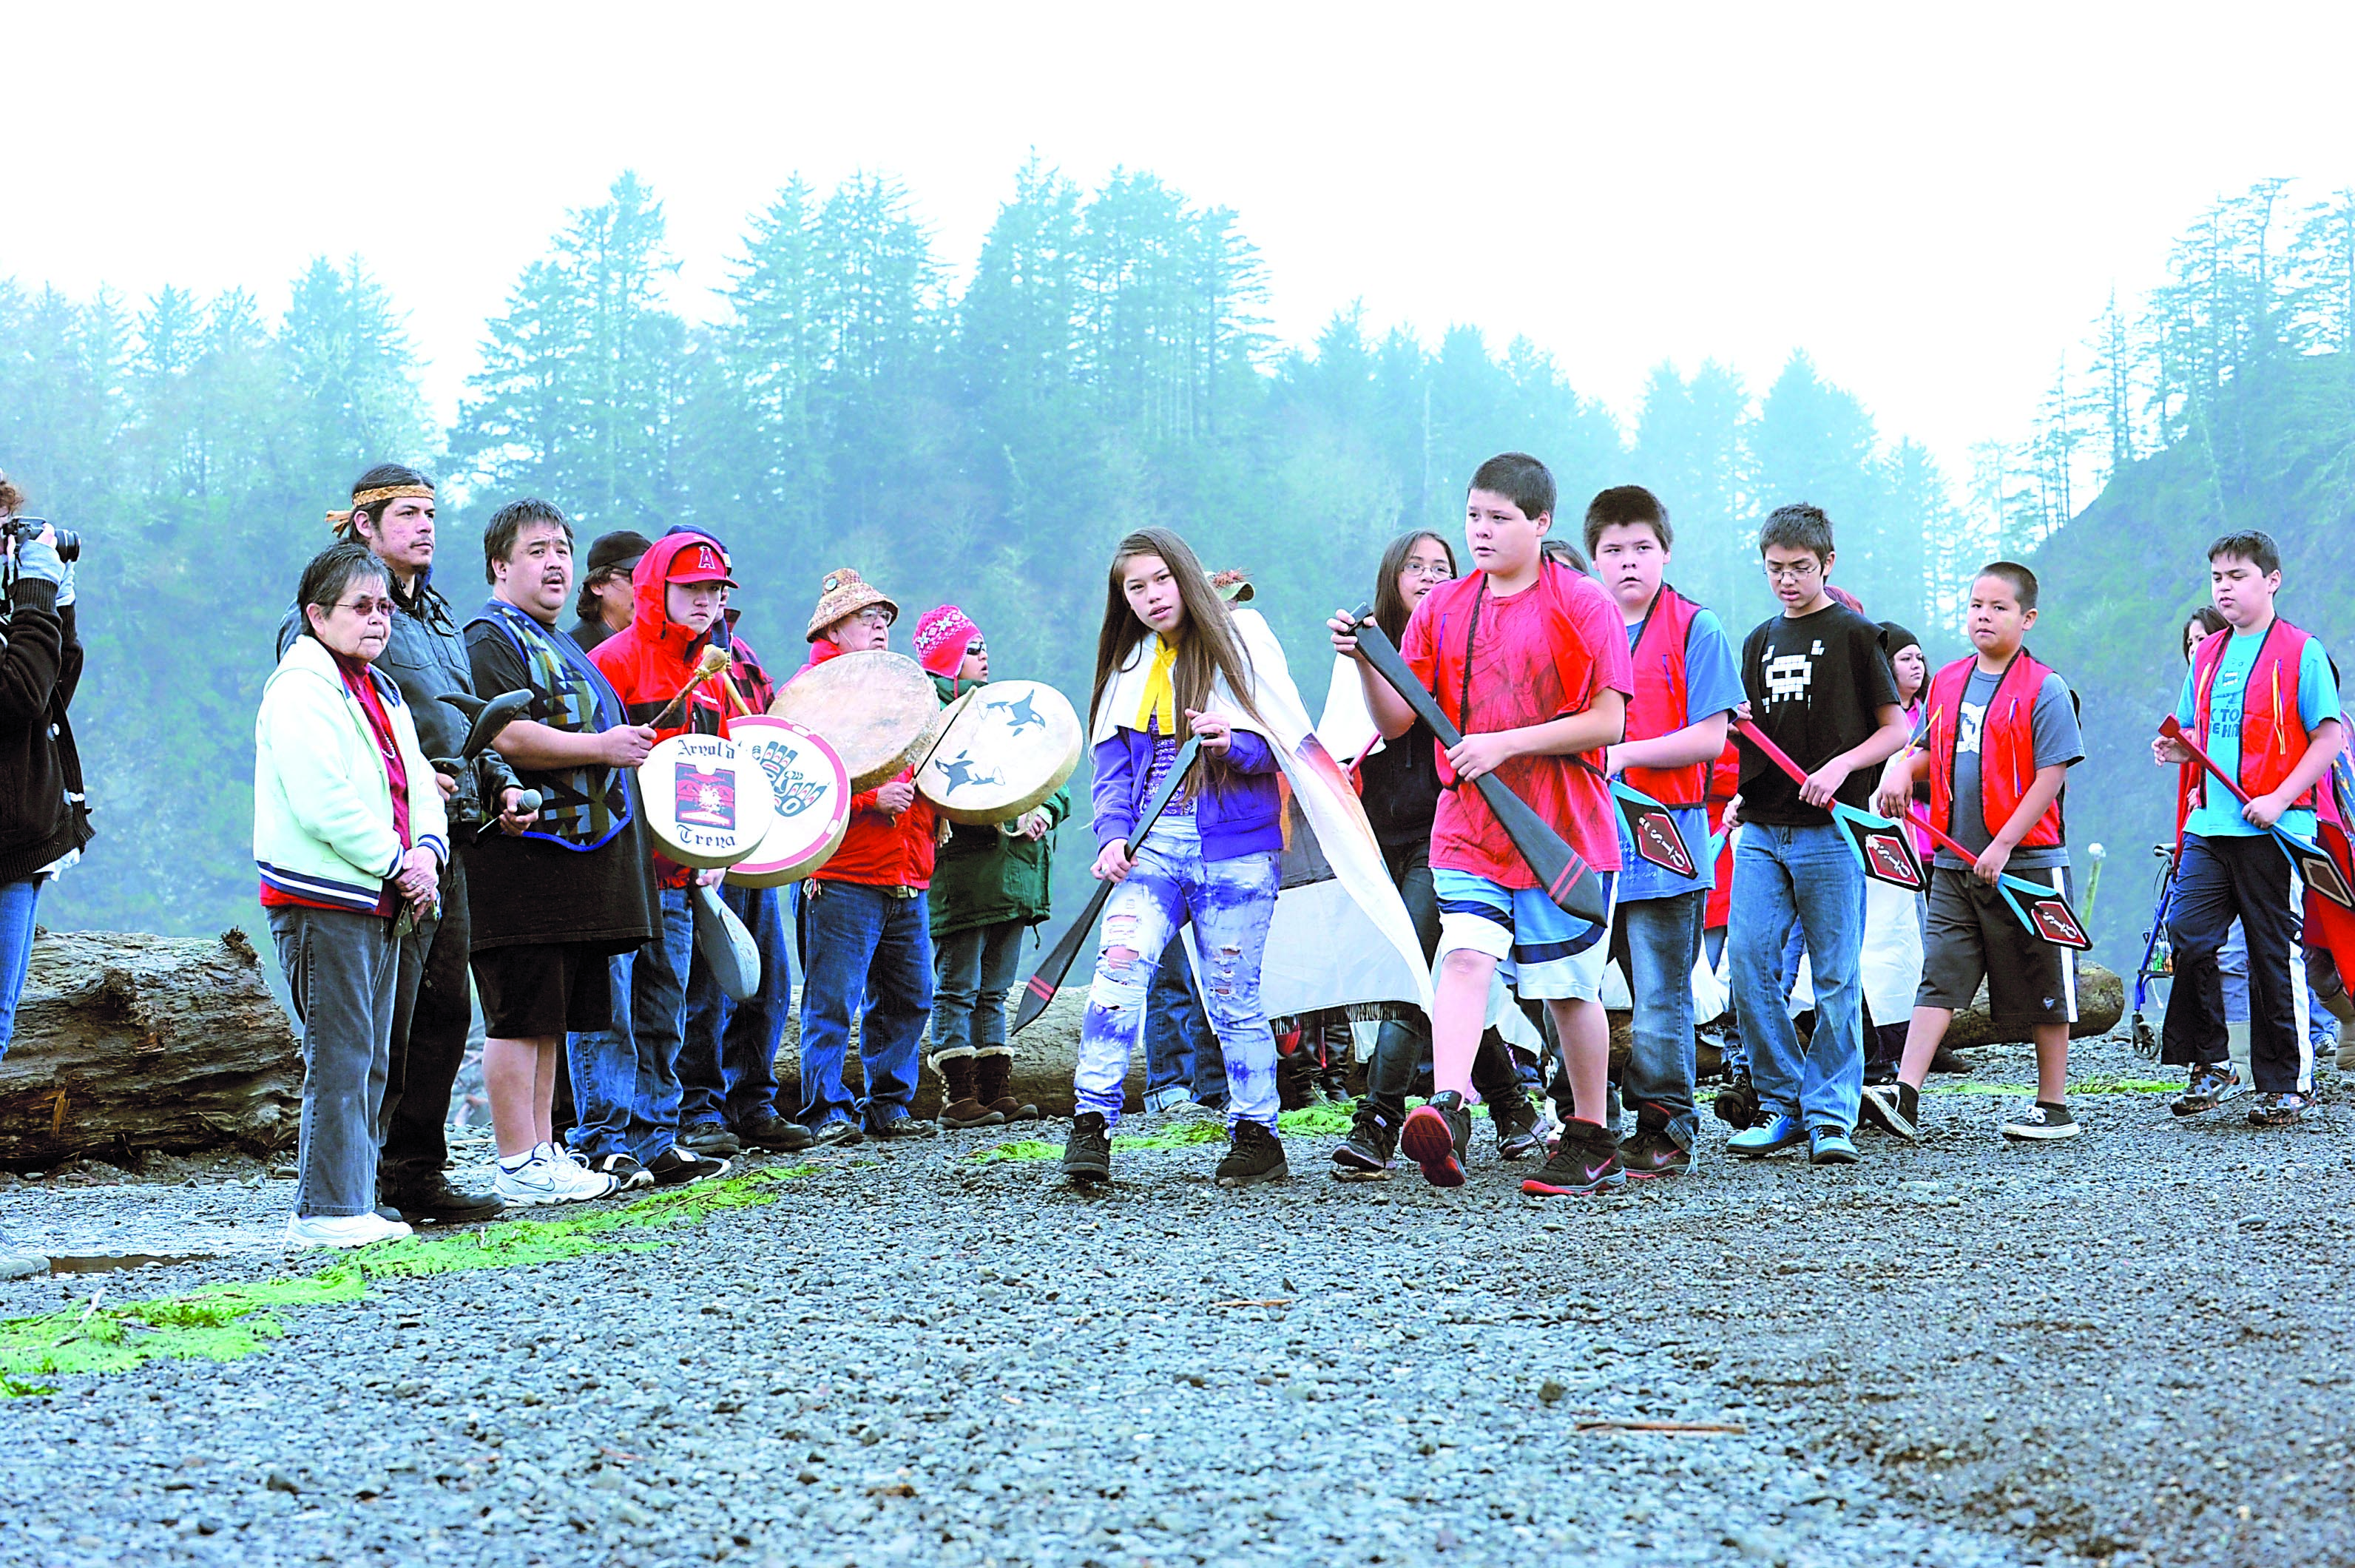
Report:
1762,560,1822,582
1402,561,1453,579
851,607,894,627
336,596,396,618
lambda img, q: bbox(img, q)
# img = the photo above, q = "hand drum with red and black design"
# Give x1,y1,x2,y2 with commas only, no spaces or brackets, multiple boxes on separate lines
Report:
638,732,776,869
723,717,853,887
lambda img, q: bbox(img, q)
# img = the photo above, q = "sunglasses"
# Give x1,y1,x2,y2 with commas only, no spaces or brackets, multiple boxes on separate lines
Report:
336,596,396,619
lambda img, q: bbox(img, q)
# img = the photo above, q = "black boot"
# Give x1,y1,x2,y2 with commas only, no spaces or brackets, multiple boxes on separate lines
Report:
1712,1069,1759,1130
1062,1112,1112,1183
1331,1103,1399,1179
976,1050,1038,1122
1214,1121,1288,1187
939,1055,1005,1129
380,1172,505,1226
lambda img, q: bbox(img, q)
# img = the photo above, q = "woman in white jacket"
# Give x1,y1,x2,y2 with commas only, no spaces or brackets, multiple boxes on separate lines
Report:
256,541,450,1248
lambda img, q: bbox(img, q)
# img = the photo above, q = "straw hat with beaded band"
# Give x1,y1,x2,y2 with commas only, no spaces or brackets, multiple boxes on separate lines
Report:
806,567,900,642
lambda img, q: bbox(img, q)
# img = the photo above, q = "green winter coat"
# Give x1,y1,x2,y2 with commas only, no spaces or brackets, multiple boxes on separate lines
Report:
926,672,1072,940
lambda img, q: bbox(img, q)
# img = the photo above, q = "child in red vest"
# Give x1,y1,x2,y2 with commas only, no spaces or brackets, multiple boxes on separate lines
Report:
1328,452,1633,1192
1561,485,1741,1183
2151,531,2345,1126
1863,562,2084,1143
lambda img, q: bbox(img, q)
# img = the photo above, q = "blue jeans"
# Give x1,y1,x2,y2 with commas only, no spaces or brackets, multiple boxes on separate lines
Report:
930,918,1027,1064
0,878,41,1065
679,882,788,1129
567,885,693,1163
1074,816,1279,1129
1142,944,1228,1109
1613,889,1706,1150
797,880,933,1127
1729,823,1865,1133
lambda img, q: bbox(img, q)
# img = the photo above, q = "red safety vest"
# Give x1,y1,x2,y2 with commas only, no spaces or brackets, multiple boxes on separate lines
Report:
2191,618,2324,811
1622,584,1708,808
1925,649,2067,850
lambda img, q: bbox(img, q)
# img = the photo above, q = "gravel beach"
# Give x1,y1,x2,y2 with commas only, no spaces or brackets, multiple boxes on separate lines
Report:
1,1028,2349,1568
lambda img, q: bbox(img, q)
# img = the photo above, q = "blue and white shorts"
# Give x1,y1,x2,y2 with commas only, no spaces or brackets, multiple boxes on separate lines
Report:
1432,867,1618,1002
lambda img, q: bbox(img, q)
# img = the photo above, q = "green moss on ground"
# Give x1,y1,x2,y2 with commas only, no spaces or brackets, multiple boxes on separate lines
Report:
0,1165,814,1396
972,1103,1358,1162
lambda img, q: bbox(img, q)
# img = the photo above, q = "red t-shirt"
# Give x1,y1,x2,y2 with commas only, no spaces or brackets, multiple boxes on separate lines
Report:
1402,561,1631,885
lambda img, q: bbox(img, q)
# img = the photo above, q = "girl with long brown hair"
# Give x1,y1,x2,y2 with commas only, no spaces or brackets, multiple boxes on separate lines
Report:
1064,529,1291,1187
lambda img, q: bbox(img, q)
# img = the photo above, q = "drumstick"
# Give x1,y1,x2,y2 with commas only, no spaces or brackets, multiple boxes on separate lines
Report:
646,646,735,731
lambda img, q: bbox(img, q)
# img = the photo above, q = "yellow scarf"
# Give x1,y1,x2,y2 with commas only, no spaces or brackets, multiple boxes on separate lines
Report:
1133,635,1179,736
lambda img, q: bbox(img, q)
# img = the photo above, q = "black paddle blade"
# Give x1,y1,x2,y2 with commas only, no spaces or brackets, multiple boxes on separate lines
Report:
1351,609,1607,925
1617,791,1698,879
1013,893,1104,1036
1477,774,1608,925
1835,806,1926,892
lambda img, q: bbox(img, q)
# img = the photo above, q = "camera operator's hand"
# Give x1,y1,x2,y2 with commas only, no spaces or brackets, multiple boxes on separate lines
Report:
11,526,66,590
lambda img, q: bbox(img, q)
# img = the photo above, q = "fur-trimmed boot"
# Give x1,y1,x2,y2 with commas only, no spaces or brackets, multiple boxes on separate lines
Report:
976,1050,1038,1122
938,1055,1004,1129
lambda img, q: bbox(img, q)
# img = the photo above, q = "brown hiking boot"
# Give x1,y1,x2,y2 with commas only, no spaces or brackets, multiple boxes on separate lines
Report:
938,1055,1005,1129
976,1050,1038,1122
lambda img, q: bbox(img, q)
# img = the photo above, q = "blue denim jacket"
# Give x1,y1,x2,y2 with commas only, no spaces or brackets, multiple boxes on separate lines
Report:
1090,727,1281,864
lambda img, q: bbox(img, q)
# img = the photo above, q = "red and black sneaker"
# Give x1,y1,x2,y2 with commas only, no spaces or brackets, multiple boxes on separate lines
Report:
1521,1121,1627,1197
1616,1128,1689,1180
1399,1091,1472,1188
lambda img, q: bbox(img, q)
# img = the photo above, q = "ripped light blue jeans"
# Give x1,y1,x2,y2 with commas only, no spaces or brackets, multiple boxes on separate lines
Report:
1072,814,1280,1130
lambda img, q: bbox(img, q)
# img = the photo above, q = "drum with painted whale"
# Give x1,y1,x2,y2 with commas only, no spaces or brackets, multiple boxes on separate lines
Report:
637,731,776,870
723,717,854,887
769,649,941,791
914,679,1084,826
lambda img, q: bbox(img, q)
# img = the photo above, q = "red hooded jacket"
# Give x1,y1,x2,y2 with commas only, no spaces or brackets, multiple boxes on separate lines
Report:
792,638,938,890
590,533,747,888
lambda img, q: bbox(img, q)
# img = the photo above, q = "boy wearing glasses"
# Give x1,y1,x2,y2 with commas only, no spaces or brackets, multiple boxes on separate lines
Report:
1723,505,1911,1166
791,570,942,1144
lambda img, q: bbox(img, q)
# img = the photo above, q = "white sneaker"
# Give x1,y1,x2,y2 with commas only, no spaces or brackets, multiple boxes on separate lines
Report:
285,1212,414,1250
536,1143,620,1201
493,1153,567,1206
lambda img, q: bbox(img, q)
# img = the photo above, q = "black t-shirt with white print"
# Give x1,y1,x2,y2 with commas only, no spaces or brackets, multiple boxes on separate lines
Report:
1737,601,1899,828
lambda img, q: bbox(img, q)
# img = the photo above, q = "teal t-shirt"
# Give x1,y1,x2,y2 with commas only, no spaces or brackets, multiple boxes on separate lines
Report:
2174,627,2339,839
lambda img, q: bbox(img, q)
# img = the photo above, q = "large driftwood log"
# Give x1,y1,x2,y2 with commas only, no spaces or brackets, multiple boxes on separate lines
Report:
0,928,301,1169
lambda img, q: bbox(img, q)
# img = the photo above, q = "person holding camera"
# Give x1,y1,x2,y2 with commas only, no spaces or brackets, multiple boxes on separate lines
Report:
276,464,536,1227
0,473,95,1280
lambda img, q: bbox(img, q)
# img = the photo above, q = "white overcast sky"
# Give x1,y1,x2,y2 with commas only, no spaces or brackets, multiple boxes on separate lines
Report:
8,2,2351,481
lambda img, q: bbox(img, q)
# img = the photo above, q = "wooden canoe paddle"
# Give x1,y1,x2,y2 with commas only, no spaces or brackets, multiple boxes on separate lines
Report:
1011,735,1203,1035
2158,714,2355,908
1347,608,1608,925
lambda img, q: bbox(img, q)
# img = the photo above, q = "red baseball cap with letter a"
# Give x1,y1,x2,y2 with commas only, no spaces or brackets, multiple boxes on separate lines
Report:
666,536,737,588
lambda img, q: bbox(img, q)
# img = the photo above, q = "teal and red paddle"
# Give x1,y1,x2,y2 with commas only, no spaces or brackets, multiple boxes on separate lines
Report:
1904,808,2093,951
2158,714,2355,909
1733,718,1926,893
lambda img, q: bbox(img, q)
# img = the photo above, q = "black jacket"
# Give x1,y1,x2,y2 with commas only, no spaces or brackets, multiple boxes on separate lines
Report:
0,575,94,885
